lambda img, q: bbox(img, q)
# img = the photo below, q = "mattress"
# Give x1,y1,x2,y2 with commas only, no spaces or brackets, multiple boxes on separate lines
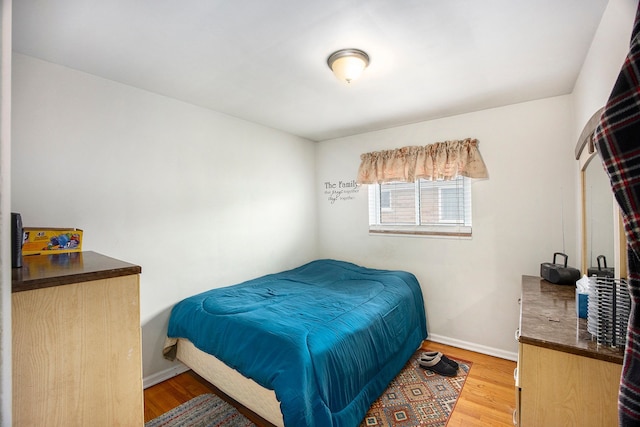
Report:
174,338,284,426
164,259,427,426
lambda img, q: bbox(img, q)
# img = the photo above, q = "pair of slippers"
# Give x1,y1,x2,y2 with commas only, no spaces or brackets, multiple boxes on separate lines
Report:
417,351,459,377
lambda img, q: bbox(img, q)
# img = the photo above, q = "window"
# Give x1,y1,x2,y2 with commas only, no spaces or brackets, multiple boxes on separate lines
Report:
368,176,472,237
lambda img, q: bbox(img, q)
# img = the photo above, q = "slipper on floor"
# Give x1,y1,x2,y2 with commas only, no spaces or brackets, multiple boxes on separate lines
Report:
421,351,459,370
418,353,457,377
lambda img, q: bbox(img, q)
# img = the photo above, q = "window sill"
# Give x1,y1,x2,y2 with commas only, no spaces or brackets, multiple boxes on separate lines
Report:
368,226,472,238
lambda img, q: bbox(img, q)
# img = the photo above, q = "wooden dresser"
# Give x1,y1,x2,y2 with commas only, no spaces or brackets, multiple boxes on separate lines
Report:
12,251,143,426
515,275,624,426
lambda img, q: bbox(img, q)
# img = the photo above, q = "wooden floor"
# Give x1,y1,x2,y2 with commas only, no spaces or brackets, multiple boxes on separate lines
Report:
144,340,517,426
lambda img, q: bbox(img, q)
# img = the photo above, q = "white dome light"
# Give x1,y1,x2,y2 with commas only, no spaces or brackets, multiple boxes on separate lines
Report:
327,49,370,84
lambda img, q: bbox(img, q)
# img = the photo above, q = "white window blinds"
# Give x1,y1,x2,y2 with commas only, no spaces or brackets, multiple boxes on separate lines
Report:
368,176,472,237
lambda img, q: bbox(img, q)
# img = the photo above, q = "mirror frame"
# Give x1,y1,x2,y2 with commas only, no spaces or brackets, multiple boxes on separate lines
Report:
576,107,627,279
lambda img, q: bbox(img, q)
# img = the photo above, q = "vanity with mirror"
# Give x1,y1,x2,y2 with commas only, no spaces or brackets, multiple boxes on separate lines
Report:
513,109,626,426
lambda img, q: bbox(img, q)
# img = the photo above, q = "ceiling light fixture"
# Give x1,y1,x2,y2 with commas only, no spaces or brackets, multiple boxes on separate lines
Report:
327,49,370,84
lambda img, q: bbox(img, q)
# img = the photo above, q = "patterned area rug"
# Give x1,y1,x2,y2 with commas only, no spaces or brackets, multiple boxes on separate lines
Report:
146,350,471,427
145,393,256,427
360,350,471,427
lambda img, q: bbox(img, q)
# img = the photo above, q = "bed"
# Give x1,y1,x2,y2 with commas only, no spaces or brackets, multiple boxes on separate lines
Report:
163,259,427,427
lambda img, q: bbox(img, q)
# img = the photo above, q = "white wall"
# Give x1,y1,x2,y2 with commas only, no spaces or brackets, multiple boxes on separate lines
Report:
11,54,317,379
573,0,639,135
316,96,576,358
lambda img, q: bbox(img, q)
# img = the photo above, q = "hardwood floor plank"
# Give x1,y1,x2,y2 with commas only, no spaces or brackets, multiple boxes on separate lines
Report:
421,341,516,427
143,370,214,421
144,341,517,425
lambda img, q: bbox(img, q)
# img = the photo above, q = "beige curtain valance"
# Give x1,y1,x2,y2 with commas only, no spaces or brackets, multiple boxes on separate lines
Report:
356,138,488,184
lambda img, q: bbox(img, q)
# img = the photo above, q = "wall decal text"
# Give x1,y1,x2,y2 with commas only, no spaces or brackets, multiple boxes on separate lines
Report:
323,180,361,204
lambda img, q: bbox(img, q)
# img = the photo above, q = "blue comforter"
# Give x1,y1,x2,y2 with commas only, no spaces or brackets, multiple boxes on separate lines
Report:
166,259,427,427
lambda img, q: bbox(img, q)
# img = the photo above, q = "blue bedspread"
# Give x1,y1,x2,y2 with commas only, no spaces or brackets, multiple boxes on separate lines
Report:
166,259,427,427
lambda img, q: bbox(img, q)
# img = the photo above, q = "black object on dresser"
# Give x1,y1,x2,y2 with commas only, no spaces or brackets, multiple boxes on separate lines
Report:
540,252,580,285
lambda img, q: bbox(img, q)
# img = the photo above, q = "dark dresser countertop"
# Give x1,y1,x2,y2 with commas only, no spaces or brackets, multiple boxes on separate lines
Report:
519,275,624,365
12,251,142,293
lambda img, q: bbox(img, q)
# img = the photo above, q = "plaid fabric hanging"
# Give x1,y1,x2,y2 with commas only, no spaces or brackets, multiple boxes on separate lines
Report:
594,3,640,425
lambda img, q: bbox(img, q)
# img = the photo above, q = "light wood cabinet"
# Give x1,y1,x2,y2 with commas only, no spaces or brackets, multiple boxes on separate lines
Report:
516,276,623,427
12,252,143,426
519,343,621,426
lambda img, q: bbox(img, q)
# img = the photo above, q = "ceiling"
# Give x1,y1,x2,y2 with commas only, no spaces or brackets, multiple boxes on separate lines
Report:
12,0,609,142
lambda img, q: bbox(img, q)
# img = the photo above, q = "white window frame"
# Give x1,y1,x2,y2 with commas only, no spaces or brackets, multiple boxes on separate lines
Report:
368,176,472,237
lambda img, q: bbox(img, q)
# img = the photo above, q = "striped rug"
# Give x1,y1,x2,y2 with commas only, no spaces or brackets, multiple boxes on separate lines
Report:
145,393,255,427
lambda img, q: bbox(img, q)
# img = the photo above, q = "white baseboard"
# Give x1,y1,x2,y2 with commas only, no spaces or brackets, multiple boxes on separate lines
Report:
143,362,191,389
427,334,518,362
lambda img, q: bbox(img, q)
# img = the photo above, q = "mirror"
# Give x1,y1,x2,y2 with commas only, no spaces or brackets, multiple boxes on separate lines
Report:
577,107,626,278
583,154,614,273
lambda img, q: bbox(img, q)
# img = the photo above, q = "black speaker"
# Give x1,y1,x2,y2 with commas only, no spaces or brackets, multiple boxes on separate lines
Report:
540,252,580,285
587,255,615,278
11,212,23,268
